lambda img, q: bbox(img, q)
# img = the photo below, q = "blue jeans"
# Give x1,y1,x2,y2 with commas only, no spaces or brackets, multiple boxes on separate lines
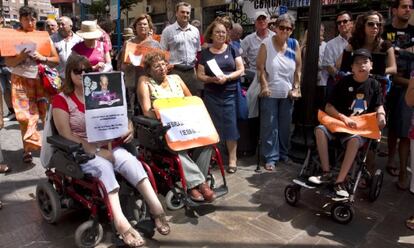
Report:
260,97,293,164
0,66,11,93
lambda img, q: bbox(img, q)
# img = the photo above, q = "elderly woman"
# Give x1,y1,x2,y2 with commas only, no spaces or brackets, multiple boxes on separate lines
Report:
256,13,301,171
5,6,59,163
72,20,112,72
137,51,216,202
197,21,244,174
52,53,170,247
118,14,161,112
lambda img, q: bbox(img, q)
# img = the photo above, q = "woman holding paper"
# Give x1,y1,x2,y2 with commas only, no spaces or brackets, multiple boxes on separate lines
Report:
137,51,216,203
196,21,245,174
52,53,170,247
72,20,112,72
118,14,161,112
5,6,59,163
256,13,301,171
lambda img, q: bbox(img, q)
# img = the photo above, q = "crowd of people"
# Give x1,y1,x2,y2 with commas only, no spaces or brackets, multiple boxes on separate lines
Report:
0,0,414,243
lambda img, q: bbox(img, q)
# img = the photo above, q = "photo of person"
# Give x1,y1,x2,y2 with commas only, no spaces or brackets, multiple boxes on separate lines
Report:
83,72,124,110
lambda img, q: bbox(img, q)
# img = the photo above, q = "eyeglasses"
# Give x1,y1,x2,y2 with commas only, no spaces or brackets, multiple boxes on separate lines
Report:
214,31,226,35
152,62,167,70
366,21,382,28
278,25,293,32
336,19,350,25
73,68,92,75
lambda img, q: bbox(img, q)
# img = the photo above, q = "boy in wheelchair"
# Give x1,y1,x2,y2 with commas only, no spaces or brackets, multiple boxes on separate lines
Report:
308,49,386,198
51,54,169,247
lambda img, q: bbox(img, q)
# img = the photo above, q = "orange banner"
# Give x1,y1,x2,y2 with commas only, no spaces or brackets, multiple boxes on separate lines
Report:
318,110,381,140
0,28,51,57
123,42,170,65
153,96,219,151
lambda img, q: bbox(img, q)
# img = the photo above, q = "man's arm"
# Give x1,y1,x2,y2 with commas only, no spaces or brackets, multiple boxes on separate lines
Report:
326,103,357,129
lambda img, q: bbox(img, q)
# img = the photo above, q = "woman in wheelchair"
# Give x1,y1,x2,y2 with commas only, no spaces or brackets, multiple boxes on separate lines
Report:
308,49,386,198
136,51,216,203
51,54,170,247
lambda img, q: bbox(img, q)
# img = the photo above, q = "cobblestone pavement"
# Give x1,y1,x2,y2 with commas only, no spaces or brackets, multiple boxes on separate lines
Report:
0,119,413,248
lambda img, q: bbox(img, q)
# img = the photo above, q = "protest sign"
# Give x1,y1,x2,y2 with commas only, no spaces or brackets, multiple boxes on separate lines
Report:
318,110,381,140
83,71,128,143
123,42,170,66
0,28,51,56
153,96,219,151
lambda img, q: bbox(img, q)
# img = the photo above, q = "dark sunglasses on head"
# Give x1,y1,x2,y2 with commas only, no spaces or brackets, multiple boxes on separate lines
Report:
268,22,276,27
73,68,92,75
278,25,292,32
366,21,382,28
336,19,350,25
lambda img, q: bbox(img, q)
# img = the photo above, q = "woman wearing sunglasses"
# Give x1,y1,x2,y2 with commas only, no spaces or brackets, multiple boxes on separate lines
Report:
256,13,302,171
340,10,397,75
52,53,170,247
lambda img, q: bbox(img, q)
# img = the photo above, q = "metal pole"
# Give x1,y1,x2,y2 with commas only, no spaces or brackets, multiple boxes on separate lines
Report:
116,0,121,53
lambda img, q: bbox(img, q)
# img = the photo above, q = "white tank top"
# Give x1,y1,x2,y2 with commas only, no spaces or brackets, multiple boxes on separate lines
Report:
263,36,297,98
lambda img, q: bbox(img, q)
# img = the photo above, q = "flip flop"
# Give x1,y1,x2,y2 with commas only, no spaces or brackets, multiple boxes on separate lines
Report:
227,166,237,174
0,164,10,173
385,166,399,177
406,216,414,230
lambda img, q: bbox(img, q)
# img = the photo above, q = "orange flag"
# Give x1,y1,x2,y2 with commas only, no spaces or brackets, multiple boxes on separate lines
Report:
123,42,170,66
318,110,381,140
0,28,51,56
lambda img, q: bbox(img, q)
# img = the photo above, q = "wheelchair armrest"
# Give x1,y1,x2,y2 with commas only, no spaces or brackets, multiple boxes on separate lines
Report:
47,135,82,153
132,115,162,128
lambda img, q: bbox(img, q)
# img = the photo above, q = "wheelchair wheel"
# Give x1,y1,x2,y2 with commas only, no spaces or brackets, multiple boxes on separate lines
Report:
206,174,216,189
36,181,62,224
74,220,104,248
368,169,383,202
331,203,354,224
165,187,185,210
284,184,301,206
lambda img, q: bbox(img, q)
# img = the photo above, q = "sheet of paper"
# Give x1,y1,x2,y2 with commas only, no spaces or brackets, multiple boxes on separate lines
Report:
129,52,142,66
206,59,224,77
15,42,37,55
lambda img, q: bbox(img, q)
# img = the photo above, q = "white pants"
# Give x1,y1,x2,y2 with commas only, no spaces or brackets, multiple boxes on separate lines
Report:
81,147,147,193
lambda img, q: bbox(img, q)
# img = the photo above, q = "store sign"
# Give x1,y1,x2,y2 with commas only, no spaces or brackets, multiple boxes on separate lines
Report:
242,1,296,24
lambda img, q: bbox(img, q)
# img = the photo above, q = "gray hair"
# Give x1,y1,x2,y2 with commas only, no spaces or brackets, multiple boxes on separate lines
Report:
232,23,243,35
276,13,295,29
59,16,73,26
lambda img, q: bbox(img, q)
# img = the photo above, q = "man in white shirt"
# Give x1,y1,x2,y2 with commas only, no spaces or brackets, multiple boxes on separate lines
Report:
160,2,201,95
321,11,353,95
51,16,82,79
241,11,275,81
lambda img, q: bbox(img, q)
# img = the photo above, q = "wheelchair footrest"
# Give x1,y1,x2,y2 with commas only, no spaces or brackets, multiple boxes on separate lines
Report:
214,185,228,198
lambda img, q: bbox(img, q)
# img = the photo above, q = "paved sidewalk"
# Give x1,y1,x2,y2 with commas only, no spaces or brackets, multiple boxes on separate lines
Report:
0,120,413,248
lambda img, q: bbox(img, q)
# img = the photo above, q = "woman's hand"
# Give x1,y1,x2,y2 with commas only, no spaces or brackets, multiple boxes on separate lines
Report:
31,51,47,62
96,149,115,163
92,62,105,71
17,48,31,62
216,75,227,84
259,85,271,97
122,121,134,143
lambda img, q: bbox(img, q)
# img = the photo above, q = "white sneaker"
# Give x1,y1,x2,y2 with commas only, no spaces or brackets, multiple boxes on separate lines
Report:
3,113,15,121
308,173,332,185
334,183,349,198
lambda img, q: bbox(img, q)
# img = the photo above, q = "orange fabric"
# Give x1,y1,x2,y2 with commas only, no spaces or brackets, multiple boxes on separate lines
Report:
123,42,170,65
152,34,161,42
0,28,51,56
317,110,381,140
11,74,48,152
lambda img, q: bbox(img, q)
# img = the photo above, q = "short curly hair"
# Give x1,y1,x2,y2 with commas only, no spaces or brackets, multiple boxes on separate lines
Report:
204,21,228,44
143,51,167,75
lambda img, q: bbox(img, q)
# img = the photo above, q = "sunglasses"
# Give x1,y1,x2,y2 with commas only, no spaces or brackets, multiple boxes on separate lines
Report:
366,21,382,28
336,19,350,25
278,25,293,32
73,68,92,75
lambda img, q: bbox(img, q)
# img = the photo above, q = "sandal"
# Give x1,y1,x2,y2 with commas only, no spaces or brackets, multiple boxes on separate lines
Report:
406,216,414,230
120,227,145,247
152,213,170,235
385,166,399,177
264,163,274,171
0,163,10,173
23,152,32,164
227,165,237,174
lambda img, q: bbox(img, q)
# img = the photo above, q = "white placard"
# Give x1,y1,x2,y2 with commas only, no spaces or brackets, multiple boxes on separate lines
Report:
206,58,224,77
158,105,216,142
15,42,36,55
129,52,142,66
83,72,128,143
